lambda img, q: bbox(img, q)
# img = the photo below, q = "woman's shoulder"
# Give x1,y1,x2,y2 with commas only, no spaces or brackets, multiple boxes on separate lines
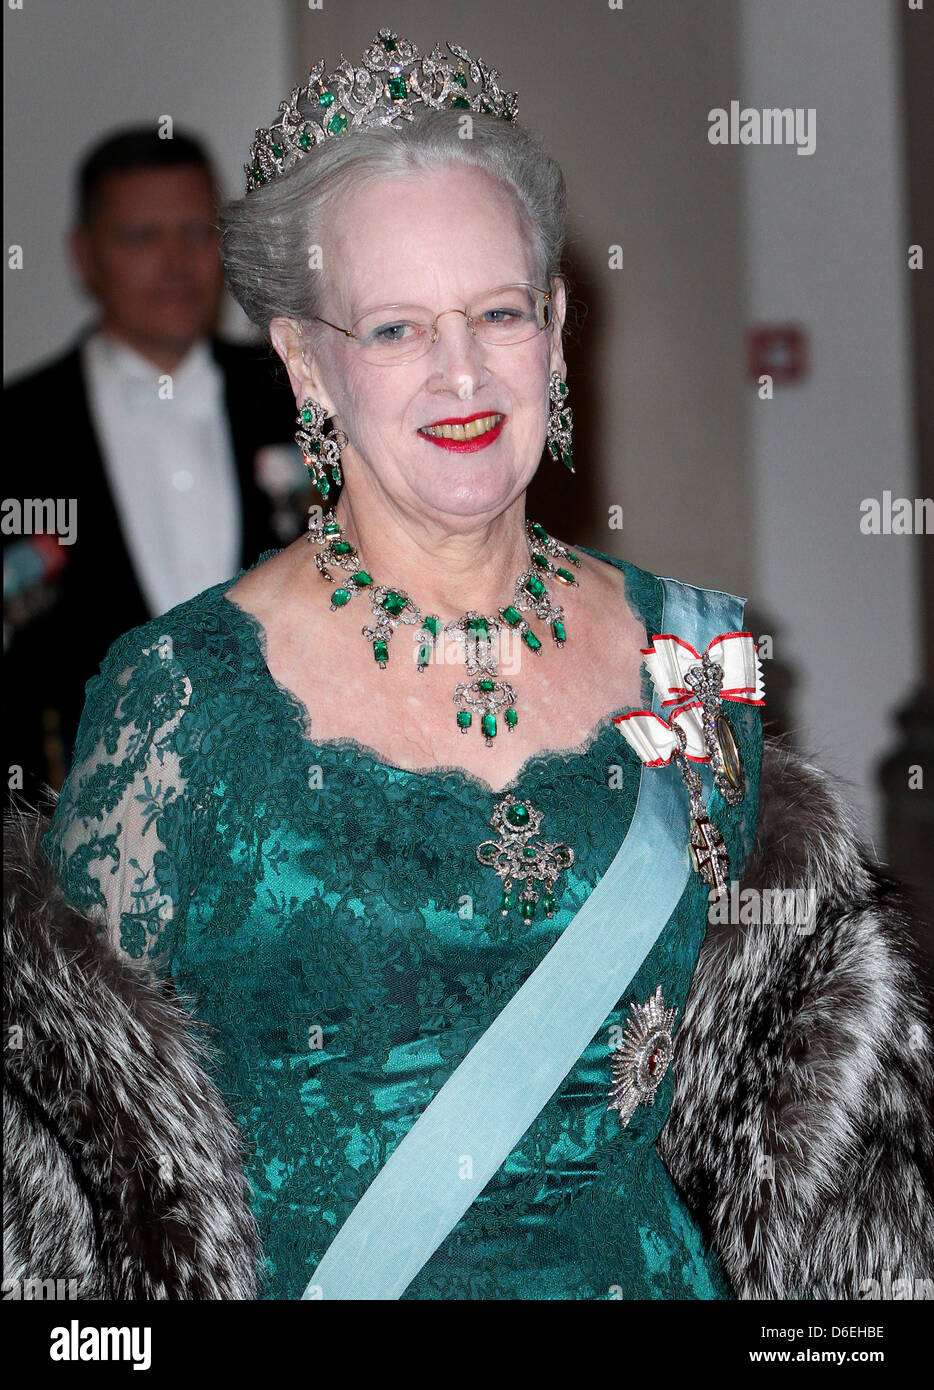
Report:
572,541,754,643
61,556,287,773
96,548,286,681
571,541,740,644
568,541,661,632
572,541,745,608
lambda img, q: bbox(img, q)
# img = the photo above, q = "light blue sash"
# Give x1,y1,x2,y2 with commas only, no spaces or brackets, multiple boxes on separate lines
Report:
303,576,745,1300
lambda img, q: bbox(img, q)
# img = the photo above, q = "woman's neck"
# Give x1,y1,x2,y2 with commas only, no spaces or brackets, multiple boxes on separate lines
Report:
330,492,534,622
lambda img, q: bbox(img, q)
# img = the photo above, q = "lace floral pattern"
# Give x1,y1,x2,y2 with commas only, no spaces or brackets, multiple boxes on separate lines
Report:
44,547,761,1300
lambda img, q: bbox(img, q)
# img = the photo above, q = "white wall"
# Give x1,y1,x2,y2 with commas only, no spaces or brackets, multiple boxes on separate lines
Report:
3,0,292,377
738,0,918,847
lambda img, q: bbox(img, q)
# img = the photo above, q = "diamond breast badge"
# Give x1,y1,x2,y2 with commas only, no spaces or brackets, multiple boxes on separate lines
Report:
607,986,678,1127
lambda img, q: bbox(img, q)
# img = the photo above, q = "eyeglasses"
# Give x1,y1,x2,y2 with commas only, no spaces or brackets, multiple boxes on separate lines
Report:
312,283,552,365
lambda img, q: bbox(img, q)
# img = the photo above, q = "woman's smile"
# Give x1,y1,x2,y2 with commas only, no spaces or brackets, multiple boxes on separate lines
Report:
417,411,506,452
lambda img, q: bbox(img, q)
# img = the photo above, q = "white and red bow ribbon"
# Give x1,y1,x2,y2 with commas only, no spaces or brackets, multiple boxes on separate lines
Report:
614,631,764,768
613,701,708,766
643,631,764,708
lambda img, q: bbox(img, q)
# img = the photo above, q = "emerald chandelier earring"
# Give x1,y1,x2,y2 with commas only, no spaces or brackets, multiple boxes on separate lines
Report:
306,511,583,745
546,371,574,473
295,397,347,501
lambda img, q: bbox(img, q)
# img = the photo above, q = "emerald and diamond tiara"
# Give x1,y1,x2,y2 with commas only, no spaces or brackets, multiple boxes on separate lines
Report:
245,27,519,192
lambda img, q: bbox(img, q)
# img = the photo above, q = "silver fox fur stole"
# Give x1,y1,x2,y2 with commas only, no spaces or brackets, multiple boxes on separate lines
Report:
4,737,933,1299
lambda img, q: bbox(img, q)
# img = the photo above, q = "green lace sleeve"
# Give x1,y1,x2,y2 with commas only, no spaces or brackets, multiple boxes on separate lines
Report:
42,625,200,974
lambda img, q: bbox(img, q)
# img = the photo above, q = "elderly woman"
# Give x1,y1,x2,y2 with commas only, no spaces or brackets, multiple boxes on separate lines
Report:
10,30,931,1302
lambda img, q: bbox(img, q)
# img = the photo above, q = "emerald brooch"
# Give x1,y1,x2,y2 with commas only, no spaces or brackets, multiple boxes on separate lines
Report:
476,793,574,919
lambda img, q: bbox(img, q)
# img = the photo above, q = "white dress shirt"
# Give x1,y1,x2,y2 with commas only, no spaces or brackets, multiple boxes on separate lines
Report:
81,329,242,618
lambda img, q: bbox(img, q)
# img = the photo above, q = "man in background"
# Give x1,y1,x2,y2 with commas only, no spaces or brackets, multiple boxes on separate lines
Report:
4,127,307,805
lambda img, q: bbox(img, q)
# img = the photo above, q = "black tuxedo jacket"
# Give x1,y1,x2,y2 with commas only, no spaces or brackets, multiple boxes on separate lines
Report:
3,332,297,804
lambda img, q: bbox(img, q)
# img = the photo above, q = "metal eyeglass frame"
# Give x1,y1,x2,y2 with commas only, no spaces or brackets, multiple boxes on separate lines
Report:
311,282,553,362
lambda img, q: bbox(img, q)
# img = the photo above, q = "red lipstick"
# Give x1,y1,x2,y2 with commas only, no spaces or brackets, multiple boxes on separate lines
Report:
418,411,506,453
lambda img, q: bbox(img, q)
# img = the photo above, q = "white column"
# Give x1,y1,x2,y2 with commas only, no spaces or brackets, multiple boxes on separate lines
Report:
738,0,919,847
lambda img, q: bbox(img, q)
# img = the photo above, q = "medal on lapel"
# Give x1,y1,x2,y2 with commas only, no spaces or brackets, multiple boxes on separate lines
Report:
682,650,746,804
614,631,764,898
607,986,678,1126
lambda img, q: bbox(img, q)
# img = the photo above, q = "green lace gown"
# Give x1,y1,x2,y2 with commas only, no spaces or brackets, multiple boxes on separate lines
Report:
43,544,762,1300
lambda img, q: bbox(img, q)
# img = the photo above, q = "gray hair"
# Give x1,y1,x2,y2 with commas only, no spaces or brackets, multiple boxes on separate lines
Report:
219,108,567,337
